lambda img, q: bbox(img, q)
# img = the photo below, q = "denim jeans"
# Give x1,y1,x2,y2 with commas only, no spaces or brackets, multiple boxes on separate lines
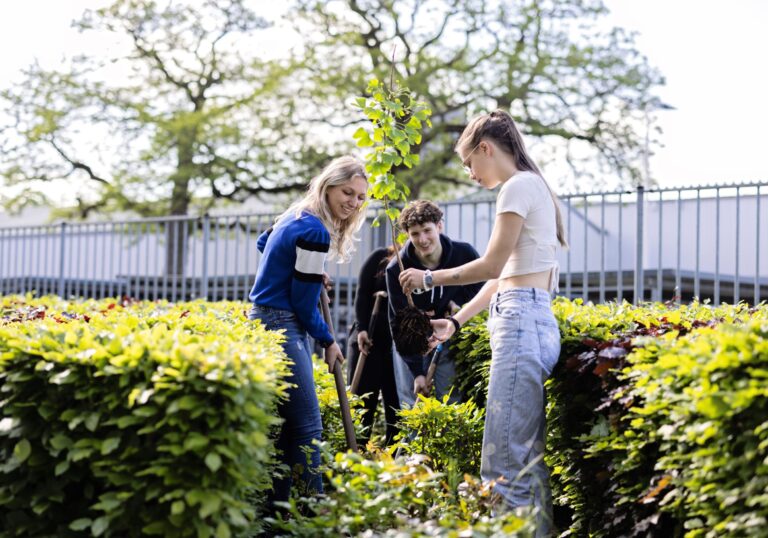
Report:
392,343,461,409
248,304,323,504
483,288,560,536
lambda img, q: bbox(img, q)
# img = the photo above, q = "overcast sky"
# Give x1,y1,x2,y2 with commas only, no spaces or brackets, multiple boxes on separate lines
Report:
1,0,766,193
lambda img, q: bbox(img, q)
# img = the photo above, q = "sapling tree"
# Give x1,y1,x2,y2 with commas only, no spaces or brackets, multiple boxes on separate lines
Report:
353,75,433,356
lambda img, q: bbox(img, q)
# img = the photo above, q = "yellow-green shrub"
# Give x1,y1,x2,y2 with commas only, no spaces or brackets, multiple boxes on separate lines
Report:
0,296,290,538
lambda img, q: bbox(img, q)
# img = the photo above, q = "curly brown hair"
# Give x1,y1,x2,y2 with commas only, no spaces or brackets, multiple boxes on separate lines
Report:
398,200,443,231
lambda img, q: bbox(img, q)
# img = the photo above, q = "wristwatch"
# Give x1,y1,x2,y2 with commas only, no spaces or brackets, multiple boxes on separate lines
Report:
423,269,433,291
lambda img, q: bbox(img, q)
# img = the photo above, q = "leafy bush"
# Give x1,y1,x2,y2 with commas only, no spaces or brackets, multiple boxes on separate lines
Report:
0,296,290,538
592,319,768,537
451,297,768,536
271,443,536,537
395,394,485,481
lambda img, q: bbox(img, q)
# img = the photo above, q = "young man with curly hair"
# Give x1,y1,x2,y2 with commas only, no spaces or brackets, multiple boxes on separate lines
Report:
385,200,483,408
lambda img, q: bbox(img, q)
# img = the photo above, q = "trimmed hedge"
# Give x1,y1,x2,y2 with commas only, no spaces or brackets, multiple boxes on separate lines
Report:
451,298,768,537
0,296,290,537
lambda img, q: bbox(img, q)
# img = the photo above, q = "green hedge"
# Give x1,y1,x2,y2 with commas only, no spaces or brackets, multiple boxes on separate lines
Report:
451,298,768,536
0,296,290,537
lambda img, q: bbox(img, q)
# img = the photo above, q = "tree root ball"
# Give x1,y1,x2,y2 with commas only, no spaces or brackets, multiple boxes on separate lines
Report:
392,306,432,356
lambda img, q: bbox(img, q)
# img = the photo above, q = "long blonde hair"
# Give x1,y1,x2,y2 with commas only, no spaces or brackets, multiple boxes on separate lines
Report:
456,110,568,248
275,156,367,262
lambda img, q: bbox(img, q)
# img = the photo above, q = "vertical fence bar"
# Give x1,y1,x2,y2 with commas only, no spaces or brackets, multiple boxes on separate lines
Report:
694,189,701,300
599,195,605,303
201,215,210,300
244,217,252,300
566,198,572,298
756,186,761,304
108,222,116,298
36,226,43,295
182,220,190,301
20,227,27,295
223,217,230,301
735,187,741,303
656,191,663,301
58,222,67,297
618,193,623,302
88,225,95,298
232,218,240,302
212,218,220,301
582,195,588,301
0,229,5,296
172,220,180,303
715,188,720,304
676,191,682,303
634,186,644,304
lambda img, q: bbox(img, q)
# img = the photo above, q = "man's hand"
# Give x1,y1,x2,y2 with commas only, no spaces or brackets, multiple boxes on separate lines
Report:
413,375,431,396
322,272,333,292
324,342,344,374
357,330,372,354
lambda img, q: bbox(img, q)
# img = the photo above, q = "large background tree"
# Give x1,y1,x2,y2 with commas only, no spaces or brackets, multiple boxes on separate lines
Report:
286,0,664,196
0,0,315,219
0,0,663,221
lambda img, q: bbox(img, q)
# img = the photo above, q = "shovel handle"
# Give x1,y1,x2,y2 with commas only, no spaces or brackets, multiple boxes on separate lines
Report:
320,289,358,453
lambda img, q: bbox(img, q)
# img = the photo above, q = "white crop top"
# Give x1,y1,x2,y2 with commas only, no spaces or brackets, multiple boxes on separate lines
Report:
496,171,560,292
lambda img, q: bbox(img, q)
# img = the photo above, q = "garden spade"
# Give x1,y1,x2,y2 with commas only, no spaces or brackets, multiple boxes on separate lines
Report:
350,290,387,395
320,289,359,453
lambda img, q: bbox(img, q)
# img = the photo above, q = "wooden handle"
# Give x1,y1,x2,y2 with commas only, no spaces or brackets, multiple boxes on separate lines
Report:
424,344,441,392
320,289,358,453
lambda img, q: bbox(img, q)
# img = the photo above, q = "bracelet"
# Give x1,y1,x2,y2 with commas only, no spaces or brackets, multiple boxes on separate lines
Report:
422,269,433,291
448,316,461,333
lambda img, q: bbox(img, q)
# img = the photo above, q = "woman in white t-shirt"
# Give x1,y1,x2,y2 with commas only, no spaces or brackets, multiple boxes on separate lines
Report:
399,109,568,536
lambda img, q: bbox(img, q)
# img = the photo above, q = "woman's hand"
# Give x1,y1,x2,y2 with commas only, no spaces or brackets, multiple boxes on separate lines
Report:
324,342,344,374
322,272,333,291
357,330,372,354
399,268,425,295
428,319,455,350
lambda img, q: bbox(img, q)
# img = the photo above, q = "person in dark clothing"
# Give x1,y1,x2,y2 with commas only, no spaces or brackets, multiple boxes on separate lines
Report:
347,246,400,446
385,200,483,408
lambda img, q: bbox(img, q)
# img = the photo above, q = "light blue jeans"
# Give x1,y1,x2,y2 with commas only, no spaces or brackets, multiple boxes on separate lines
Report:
392,343,461,409
248,304,323,505
483,288,560,536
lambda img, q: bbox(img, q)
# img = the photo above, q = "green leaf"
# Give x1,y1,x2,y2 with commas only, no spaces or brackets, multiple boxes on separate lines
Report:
199,491,222,518
205,452,222,472
69,519,92,531
91,516,109,536
101,437,121,455
14,439,31,463
184,434,209,451
55,460,70,476
216,521,231,538
171,500,185,515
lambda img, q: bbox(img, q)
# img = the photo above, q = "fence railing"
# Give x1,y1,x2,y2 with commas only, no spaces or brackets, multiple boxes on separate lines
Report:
1,182,767,338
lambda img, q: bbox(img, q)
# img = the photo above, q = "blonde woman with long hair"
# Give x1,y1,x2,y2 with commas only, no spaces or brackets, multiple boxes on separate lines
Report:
248,155,367,508
399,110,567,536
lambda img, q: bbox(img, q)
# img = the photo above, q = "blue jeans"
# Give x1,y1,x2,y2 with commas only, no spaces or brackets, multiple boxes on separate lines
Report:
248,304,323,504
483,288,560,536
392,343,461,409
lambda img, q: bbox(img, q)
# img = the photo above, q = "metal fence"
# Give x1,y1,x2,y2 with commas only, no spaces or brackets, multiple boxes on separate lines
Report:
1,182,767,338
